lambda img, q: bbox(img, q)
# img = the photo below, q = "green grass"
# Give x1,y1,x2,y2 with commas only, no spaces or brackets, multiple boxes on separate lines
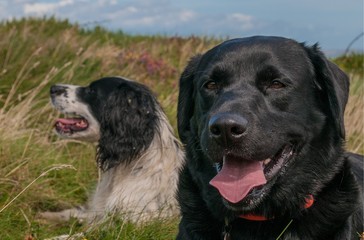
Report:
0,18,362,239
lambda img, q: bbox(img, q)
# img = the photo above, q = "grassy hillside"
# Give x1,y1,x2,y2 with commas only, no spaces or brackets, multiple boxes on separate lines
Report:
0,18,362,239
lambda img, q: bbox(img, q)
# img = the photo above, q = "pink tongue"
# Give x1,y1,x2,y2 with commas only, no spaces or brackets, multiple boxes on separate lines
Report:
55,118,88,131
57,118,82,125
210,158,267,203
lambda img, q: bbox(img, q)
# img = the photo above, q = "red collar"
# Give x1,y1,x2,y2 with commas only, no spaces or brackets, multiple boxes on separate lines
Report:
239,195,315,221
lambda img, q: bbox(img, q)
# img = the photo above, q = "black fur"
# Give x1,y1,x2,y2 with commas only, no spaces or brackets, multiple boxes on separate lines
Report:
176,36,363,240
77,77,159,171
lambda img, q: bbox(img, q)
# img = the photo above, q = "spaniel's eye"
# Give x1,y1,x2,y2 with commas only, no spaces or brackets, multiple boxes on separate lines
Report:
204,81,218,90
86,87,96,95
268,80,285,89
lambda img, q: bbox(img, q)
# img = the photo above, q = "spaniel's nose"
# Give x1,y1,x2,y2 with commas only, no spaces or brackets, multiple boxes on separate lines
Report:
50,85,68,96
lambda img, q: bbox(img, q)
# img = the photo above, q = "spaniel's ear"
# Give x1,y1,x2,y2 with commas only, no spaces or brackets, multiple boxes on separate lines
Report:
177,55,202,143
97,84,158,171
304,44,349,139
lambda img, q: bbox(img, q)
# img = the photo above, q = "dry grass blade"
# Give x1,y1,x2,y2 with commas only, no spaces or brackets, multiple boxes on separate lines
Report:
1,47,43,112
0,164,76,213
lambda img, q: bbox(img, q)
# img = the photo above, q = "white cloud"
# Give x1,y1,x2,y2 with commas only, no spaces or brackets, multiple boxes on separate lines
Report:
126,6,138,14
105,3,196,30
24,0,74,15
97,0,118,6
59,0,73,6
107,6,139,22
226,13,254,31
179,10,195,22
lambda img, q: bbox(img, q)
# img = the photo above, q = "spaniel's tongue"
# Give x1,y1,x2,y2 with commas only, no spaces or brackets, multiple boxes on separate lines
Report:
210,158,267,203
57,118,82,125
55,118,88,131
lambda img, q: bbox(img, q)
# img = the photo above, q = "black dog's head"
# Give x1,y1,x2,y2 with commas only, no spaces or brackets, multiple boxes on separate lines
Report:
50,77,159,171
178,36,349,216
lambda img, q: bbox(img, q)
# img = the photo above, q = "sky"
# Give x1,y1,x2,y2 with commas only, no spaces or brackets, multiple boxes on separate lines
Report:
0,0,363,56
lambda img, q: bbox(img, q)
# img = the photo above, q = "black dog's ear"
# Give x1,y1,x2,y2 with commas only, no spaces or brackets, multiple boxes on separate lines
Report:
304,44,349,139
97,84,158,171
177,55,202,143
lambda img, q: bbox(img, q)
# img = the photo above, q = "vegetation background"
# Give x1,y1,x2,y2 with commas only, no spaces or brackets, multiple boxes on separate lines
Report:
0,18,362,239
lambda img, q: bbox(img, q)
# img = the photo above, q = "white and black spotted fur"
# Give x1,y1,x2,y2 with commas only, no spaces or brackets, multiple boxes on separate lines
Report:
40,77,184,223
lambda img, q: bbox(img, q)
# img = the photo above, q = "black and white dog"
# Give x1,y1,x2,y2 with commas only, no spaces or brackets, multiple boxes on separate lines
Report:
40,77,184,223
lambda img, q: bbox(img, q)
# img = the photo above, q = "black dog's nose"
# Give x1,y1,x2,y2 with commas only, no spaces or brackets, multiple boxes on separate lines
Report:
209,113,248,146
50,85,67,96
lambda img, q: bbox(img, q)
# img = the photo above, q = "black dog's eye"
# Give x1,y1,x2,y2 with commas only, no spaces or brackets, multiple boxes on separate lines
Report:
268,80,285,89
203,81,219,91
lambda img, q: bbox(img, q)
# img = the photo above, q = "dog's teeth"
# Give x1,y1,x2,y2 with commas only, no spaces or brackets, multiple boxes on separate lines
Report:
214,163,222,172
263,159,271,166
76,120,87,127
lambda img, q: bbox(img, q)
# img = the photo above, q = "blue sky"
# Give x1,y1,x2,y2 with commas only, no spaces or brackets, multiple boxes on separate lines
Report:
0,0,362,55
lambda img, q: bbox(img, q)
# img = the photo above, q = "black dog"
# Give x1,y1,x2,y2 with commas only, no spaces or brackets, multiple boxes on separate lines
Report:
176,36,363,239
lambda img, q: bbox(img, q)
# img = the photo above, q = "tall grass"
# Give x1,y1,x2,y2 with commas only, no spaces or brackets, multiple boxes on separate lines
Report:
334,54,364,153
0,18,362,239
